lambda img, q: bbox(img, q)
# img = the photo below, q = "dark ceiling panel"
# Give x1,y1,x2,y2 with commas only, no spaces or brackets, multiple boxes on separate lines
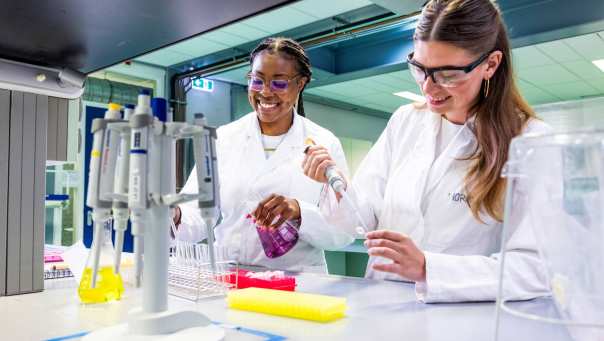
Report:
306,0,604,87
0,0,296,73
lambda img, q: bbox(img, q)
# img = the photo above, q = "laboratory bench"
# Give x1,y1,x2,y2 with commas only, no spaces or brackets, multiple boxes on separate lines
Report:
1,272,573,341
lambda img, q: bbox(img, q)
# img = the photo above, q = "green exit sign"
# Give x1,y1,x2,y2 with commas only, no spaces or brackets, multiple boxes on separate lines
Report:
192,78,214,92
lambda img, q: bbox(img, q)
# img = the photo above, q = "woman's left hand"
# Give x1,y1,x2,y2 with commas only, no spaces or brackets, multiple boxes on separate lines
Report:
252,194,301,229
364,230,426,282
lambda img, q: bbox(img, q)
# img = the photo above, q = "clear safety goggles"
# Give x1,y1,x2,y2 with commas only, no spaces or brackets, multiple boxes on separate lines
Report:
406,51,490,88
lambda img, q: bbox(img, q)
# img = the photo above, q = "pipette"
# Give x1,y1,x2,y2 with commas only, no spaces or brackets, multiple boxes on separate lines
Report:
304,138,368,235
85,103,122,288
129,90,153,287
339,192,369,235
112,104,134,274
192,113,220,273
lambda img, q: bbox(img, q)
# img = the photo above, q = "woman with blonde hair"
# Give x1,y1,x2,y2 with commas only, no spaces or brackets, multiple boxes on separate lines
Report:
303,0,551,302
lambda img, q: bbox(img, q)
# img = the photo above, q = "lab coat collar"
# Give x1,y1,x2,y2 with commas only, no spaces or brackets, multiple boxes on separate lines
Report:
419,110,476,131
267,110,306,167
242,113,269,180
244,110,306,183
275,108,305,151
416,111,440,162
245,109,304,143
422,111,477,199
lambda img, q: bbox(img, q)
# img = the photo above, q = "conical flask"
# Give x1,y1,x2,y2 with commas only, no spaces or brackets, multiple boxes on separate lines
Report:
246,214,299,258
78,220,124,303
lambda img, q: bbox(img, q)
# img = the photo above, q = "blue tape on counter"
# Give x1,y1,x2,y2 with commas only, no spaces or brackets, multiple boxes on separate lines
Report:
213,322,286,341
44,322,286,341
130,149,147,154
44,331,89,341
237,326,286,341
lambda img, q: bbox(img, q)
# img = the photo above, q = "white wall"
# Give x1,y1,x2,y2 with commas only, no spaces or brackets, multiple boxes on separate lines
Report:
186,79,232,127
303,101,388,176
104,62,167,98
304,101,388,142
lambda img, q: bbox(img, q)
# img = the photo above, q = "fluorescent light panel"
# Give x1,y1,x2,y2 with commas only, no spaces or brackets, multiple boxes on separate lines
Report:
593,59,604,72
393,91,425,102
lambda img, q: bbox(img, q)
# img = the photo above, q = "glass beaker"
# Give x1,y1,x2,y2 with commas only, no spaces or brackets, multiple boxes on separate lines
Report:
496,131,604,341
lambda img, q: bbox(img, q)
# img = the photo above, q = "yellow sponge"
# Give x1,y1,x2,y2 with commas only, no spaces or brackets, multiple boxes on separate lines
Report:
227,287,346,322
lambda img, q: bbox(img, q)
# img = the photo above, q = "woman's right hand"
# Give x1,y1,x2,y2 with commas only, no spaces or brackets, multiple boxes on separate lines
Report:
302,145,337,183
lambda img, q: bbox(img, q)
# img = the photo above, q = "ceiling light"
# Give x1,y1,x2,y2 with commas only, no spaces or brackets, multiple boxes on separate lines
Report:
592,59,604,72
0,58,85,99
393,91,425,102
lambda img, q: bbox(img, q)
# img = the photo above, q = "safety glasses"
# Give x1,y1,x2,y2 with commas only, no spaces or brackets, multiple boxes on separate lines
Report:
406,51,491,88
247,73,301,93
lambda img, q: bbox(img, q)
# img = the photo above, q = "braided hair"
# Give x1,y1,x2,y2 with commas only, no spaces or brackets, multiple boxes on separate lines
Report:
249,37,312,117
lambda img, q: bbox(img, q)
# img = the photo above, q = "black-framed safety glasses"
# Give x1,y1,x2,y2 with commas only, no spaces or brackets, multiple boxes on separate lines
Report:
406,51,491,88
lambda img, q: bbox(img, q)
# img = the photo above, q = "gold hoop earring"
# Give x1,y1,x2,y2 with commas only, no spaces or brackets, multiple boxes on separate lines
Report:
483,78,490,98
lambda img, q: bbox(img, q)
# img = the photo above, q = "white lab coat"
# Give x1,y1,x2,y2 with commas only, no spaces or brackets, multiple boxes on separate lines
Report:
178,111,353,273
324,104,552,302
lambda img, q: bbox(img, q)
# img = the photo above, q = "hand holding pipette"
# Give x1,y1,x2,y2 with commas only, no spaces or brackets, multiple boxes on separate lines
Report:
303,138,346,193
302,138,368,235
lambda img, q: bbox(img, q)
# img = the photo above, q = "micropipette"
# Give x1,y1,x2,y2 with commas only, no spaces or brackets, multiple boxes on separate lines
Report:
304,138,368,235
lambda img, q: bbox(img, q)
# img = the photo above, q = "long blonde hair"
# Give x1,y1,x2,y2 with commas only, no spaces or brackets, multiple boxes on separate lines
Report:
415,0,535,222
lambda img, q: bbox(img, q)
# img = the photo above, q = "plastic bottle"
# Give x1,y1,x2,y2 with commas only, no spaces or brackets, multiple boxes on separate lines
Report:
78,221,124,303
247,214,299,258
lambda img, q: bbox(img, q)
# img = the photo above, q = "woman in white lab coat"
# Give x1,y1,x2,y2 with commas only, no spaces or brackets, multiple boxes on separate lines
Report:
303,0,551,302
173,37,353,272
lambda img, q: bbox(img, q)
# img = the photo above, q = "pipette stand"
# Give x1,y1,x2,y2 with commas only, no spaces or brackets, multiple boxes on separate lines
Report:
84,101,224,340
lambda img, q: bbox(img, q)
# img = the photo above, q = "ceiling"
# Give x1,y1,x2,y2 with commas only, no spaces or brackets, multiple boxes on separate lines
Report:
128,0,604,116
308,31,604,114
136,0,376,67
0,0,294,73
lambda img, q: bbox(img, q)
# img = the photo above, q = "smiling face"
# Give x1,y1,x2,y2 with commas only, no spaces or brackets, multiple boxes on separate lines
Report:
248,51,306,130
412,40,489,122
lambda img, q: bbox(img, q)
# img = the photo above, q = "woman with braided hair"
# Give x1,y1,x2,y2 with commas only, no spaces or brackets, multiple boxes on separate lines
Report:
173,37,353,272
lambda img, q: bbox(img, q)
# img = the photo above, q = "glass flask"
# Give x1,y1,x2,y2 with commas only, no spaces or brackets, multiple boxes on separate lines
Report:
247,214,299,258
78,220,124,303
